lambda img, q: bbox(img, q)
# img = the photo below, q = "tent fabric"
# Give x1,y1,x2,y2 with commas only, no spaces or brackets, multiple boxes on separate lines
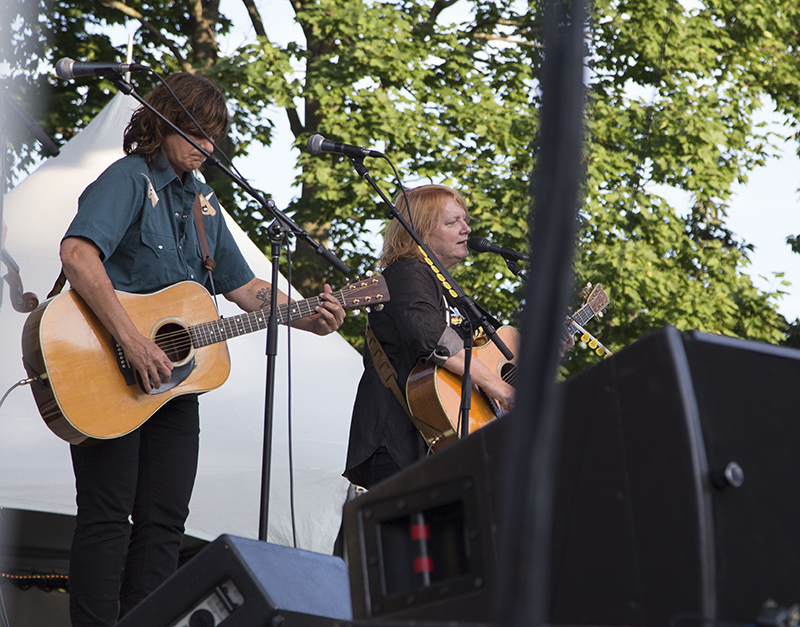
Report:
0,93,361,553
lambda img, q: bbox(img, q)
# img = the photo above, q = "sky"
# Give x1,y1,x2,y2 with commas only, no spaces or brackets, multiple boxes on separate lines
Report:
723,132,800,321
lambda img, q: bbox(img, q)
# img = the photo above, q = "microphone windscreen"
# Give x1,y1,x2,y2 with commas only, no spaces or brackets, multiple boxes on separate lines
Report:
307,134,325,154
54,58,75,80
468,236,491,253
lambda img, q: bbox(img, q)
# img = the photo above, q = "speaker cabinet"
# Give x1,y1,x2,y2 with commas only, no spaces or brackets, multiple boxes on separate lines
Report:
343,416,508,624
115,534,352,626
550,325,800,626
345,326,800,626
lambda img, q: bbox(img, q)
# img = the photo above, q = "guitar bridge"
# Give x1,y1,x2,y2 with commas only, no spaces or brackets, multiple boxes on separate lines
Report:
112,338,137,386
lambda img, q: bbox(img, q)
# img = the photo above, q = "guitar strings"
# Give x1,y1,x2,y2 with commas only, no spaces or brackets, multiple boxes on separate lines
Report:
131,295,330,357
137,285,366,356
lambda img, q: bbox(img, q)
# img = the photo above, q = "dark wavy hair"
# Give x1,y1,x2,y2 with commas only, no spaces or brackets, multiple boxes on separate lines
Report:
123,73,229,164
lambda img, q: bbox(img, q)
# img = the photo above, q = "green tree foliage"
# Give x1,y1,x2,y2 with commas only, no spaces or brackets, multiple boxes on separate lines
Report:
4,0,799,369
563,0,798,372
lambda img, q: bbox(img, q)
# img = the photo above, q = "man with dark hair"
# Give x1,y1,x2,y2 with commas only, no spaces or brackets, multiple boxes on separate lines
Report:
61,73,345,627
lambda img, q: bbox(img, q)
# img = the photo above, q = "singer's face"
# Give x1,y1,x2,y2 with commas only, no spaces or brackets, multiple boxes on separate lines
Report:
162,132,214,179
427,199,471,269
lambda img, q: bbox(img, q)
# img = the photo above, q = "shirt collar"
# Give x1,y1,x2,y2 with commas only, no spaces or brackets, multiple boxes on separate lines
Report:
150,152,199,193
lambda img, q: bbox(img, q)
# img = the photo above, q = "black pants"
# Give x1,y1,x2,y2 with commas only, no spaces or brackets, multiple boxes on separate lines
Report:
68,395,200,627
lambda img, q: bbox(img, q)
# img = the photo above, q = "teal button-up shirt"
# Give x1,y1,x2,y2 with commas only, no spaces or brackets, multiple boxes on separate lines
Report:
65,152,254,295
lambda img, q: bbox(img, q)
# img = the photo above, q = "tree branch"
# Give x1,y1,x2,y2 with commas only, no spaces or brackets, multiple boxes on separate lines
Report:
240,0,267,38
286,107,304,137
100,0,193,72
428,0,459,26
472,32,544,48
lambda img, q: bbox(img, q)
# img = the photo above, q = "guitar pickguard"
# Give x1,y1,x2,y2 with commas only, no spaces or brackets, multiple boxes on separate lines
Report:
137,357,196,395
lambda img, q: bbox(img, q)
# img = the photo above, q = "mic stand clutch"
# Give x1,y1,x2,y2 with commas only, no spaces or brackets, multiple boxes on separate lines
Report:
108,74,349,542
504,257,524,277
346,156,513,441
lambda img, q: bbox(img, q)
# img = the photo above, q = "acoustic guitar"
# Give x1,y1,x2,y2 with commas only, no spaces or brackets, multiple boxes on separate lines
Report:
406,284,610,452
22,277,388,445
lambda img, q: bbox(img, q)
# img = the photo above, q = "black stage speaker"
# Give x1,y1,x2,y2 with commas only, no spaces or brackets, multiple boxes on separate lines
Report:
343,402,509,623
344,326,800,626
115,534,352,626
550,325,800,626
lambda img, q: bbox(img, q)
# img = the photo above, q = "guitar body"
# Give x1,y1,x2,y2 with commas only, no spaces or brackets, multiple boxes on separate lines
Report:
406,326,520,451
22,276,390,445
22,282,231,444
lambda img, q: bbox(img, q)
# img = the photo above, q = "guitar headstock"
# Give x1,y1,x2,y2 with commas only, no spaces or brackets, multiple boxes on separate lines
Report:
339,275,390,310
584,283,610,316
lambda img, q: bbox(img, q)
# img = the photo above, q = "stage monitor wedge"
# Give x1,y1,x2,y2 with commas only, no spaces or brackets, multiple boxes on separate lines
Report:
115,534,352,627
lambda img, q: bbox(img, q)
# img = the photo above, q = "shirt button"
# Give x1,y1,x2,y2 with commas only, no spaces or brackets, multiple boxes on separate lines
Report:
158,245,163,250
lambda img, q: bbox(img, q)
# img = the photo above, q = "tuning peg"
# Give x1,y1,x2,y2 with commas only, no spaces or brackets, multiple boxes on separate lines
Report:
365,270,374,278
373,304,384,311
352,309,361,316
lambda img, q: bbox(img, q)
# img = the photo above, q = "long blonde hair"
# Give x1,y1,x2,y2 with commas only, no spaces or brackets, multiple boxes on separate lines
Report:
379,184,469,268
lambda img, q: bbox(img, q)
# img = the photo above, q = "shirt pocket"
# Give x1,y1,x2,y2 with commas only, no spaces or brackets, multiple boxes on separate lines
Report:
133,230,180,290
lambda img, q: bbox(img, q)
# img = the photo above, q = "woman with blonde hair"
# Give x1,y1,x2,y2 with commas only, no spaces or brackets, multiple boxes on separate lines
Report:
344,184,515,488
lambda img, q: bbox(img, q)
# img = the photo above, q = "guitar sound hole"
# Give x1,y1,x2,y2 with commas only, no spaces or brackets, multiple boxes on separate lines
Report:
501,362,517,387
154,323,192,363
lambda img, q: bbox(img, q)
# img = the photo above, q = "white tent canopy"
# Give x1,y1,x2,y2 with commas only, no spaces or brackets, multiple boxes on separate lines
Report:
0,93,361,553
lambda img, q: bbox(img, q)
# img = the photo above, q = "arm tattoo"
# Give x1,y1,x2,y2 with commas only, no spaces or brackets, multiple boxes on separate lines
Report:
256,287,272,311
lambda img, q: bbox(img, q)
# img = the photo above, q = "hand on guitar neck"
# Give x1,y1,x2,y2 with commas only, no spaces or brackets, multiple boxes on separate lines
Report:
560,333,576,358
407,284,609,452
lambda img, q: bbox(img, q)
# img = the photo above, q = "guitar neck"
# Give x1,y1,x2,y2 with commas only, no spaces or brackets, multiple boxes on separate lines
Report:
569,301,595,327
189,292,339,348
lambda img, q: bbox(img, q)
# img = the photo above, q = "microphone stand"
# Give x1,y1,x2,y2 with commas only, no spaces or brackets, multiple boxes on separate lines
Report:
347,156,513,441
109,74,349,542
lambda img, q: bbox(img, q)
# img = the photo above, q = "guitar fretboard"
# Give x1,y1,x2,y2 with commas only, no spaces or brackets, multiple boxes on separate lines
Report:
188,293,342,348
569,302,596,327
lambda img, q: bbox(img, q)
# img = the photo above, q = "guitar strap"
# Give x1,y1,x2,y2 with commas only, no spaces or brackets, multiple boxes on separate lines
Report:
364,321,452,449
191,193,221,306
47,269,68,299
192,193,216,272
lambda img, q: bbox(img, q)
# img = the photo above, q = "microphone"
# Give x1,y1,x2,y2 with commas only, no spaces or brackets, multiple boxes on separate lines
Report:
54,57,149,80
468,236,530,262
307,134,383,159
